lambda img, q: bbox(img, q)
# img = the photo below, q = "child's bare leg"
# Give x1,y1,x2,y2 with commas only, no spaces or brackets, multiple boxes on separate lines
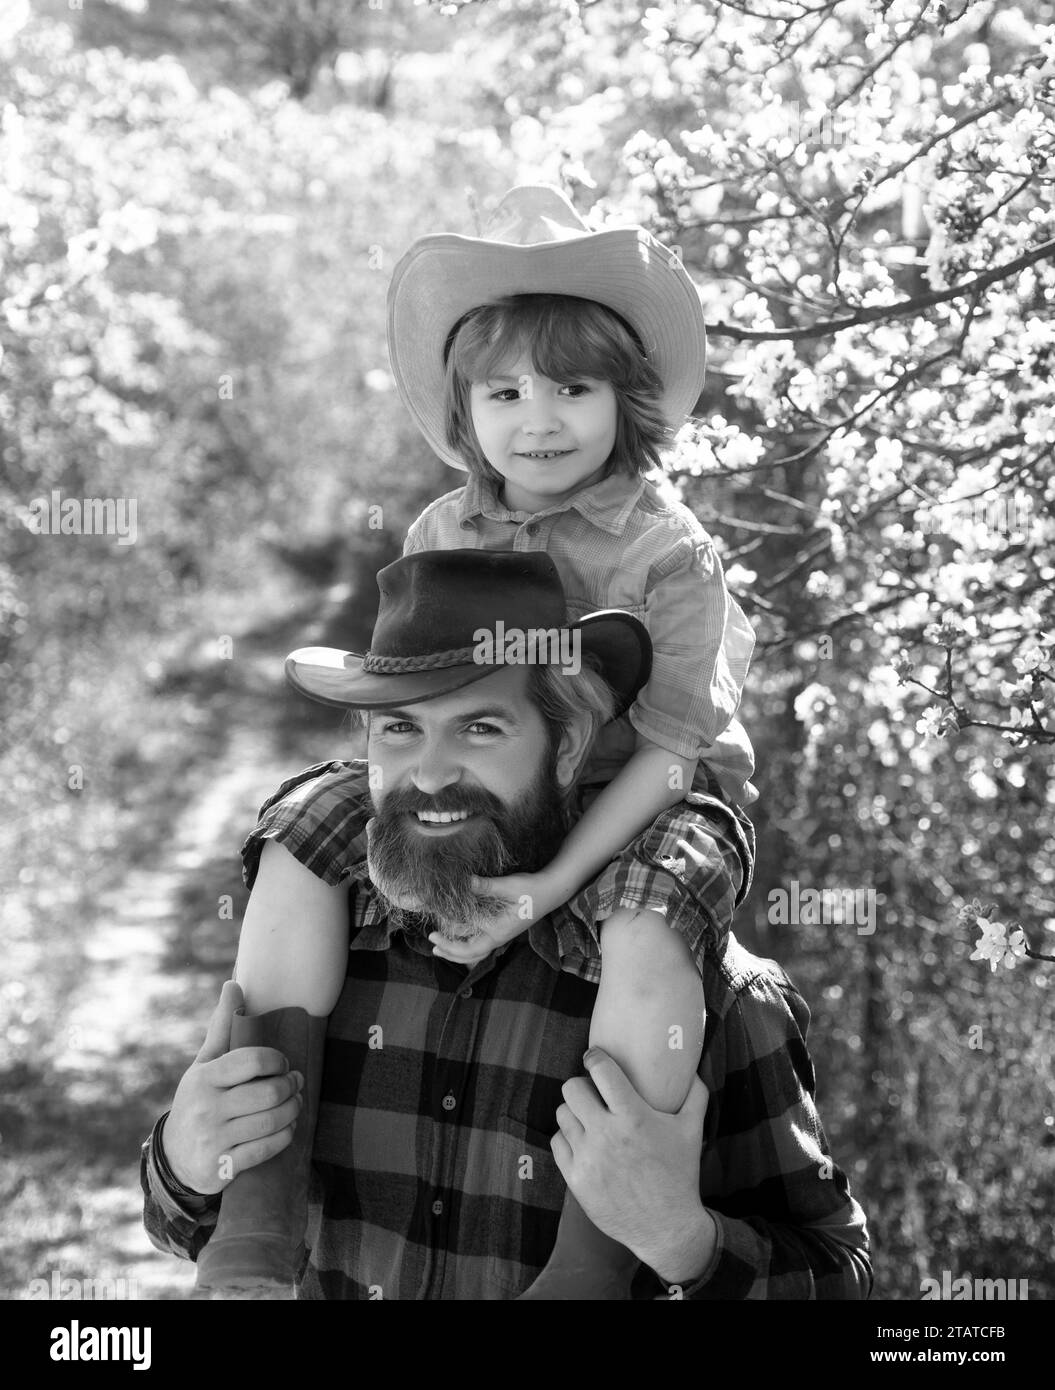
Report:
518,909,703,1300
196,843,348,1296
233,841,350,1016
591,907,704,1110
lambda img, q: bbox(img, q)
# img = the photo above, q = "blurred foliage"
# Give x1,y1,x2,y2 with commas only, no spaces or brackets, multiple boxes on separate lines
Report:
2,0,1054,1299
69,0,449,98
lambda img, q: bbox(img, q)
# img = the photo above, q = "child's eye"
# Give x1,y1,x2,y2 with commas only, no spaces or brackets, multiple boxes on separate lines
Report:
561,383,591,396
488,388,523,402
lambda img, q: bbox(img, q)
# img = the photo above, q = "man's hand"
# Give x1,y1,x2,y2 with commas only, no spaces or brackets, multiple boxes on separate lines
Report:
552,1047,718,1285
428,869,565,965
161,980,304,1196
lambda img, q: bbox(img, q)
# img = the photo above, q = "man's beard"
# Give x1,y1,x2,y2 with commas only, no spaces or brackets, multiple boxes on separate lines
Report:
366,756,570,942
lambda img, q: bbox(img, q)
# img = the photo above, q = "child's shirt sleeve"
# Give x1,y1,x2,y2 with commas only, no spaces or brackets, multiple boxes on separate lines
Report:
402,489,467,555
403,513,431,555
628,532,755,763
537,784,756,985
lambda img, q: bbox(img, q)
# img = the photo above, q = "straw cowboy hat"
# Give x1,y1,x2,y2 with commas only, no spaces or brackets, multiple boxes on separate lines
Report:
386,184,707,471
285,549,651,715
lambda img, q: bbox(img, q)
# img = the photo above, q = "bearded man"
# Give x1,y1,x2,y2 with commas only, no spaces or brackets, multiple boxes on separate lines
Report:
142,550,871,1300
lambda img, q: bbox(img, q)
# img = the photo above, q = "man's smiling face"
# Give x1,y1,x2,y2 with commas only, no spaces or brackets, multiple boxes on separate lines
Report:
364,664,572,941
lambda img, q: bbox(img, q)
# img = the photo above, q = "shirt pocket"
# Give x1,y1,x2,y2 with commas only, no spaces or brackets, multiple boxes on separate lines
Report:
487,1115,566,1296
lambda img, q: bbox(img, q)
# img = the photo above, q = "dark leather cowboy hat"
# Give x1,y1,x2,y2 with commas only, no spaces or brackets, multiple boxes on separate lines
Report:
285,549,651,717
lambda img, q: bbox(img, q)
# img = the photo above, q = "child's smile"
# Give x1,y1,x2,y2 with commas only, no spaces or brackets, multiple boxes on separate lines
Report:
469,356,618,513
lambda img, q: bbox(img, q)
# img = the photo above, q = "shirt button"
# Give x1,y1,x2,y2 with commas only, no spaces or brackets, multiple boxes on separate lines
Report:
442,1093,456,1111
460,518,475,530
431,1199,444,1217
460,987,472,999
525,522,539,535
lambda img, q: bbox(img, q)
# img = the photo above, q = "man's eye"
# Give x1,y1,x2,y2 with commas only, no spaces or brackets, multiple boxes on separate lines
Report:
466,722,502,735
381,721,416,735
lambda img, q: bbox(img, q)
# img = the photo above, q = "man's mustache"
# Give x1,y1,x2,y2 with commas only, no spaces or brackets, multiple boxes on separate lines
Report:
378,785,507,820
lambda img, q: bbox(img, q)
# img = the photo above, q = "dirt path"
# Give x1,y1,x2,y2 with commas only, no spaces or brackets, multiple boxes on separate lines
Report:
1,568,374,1303
6,725,296,1301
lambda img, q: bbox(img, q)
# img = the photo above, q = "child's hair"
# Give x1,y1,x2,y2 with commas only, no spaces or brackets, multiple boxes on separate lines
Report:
442,293,670,479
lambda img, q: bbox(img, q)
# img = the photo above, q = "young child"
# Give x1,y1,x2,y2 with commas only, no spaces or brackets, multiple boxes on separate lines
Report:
196,186,757,1300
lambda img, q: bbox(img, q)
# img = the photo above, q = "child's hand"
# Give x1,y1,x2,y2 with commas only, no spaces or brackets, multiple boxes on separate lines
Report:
428,870,563,965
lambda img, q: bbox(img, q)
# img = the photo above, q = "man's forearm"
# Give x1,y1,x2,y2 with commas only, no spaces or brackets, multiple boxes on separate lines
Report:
664,1208,873,1300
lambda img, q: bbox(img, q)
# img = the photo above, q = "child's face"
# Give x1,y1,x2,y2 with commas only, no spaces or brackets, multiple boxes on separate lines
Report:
468,355,618,512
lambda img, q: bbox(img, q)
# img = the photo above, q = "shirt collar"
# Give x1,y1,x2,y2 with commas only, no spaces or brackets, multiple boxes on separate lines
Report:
457,470,645,536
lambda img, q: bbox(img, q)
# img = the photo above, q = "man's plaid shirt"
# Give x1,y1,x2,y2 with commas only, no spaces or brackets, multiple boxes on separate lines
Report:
141,764,871,1299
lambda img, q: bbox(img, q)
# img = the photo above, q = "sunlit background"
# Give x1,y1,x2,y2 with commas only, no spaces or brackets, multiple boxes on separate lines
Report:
2,0,1053,1300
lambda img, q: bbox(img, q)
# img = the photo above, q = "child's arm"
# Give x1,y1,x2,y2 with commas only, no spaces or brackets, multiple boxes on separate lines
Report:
547,738,697,905
429,735,695,963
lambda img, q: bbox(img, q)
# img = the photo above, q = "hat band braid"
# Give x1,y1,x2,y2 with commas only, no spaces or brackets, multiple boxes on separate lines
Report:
363,646,478,673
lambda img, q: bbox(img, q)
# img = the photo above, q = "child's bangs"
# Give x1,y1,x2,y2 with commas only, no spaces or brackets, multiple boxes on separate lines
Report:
524,309,628,385
450,314,533,387
451,297,632,387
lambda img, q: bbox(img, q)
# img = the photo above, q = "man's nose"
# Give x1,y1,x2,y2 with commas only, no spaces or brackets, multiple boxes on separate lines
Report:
409,740,463,796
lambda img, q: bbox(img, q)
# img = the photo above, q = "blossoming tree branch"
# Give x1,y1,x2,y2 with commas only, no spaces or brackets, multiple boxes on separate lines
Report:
431,0,1055,973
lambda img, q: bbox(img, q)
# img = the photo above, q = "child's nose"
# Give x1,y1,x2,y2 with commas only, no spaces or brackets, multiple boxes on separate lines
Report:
521,401,562,434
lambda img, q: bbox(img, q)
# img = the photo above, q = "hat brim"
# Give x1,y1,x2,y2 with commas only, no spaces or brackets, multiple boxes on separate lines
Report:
285,611,651,720
387,229,707,471
285,648,500,711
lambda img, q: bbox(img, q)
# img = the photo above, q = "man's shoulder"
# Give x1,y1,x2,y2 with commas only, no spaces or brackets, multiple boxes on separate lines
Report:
704,933,807,1028
713,932,792,987
696,934,819,1091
